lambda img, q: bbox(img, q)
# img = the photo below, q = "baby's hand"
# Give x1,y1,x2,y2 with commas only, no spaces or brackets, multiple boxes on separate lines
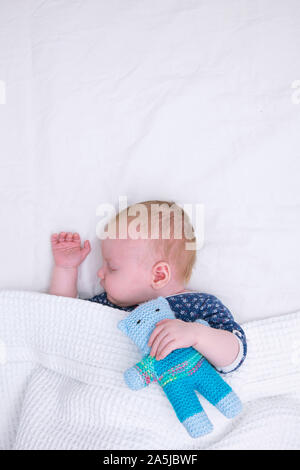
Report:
148,319,199,361
51,232,91,268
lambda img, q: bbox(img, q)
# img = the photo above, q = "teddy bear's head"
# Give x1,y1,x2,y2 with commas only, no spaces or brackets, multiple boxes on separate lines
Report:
118,296,175,355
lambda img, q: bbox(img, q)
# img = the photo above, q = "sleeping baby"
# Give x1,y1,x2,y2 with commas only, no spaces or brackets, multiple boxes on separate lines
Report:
49,200,247,373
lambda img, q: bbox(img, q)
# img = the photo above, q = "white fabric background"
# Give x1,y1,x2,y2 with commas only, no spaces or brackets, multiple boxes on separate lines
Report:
0,0,299,323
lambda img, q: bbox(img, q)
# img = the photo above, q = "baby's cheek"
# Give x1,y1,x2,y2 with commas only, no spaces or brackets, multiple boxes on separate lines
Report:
130,270,149,293
108,273,127,295
108,269,147,301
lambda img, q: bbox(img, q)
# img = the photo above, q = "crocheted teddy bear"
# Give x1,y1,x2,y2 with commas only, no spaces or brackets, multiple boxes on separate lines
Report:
118,296,242,438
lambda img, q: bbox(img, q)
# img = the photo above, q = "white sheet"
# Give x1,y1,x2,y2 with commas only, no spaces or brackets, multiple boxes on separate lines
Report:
0,290,299,450
0,0,300,325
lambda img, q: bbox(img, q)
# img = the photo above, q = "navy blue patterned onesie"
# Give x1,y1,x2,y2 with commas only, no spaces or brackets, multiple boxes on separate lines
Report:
82,291,247,374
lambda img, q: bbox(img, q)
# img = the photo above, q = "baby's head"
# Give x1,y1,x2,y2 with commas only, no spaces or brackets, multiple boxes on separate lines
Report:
97,200,196,307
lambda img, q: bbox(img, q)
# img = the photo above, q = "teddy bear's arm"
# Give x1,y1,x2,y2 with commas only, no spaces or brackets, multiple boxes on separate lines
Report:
124,355,157,390
124,366,148,390
135,355,157,384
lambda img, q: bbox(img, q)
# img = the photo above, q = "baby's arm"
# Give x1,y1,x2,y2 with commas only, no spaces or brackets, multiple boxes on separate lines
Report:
49,232,91,298
149,320,243,371
149,295,246,373
49,265,79,298
192,295,246,373
192,324,241,369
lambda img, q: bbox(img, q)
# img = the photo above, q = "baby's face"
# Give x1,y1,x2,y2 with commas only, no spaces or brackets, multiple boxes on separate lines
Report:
97,237,156,307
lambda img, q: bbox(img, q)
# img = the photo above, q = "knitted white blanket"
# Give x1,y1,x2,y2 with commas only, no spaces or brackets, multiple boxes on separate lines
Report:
0,290,299,450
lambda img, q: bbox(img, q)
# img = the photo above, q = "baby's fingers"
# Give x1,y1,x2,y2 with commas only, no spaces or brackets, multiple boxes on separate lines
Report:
156,340,177,361
149,330,170,357
58,232,67,242
53,232,81,243
80,240,91,261
148,320,171,346
51,233,58,244
148,323,166,347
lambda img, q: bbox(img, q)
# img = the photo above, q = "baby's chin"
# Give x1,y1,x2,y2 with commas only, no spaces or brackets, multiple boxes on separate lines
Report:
106,292,138,308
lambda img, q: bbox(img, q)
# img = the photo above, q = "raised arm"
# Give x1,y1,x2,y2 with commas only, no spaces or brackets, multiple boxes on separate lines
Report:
49,232,91,298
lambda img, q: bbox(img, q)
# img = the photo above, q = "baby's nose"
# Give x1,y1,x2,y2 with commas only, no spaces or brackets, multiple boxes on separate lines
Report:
97,268,105,279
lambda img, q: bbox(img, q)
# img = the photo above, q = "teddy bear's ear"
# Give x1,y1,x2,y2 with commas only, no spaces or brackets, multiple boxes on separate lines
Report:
118,319,128,335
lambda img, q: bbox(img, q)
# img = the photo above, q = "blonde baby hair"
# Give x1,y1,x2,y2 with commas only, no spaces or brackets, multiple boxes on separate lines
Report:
111,200,197,284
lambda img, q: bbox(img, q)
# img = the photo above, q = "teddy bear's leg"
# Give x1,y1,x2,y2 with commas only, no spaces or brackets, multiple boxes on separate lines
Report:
193,360,242,418
163,377,213,437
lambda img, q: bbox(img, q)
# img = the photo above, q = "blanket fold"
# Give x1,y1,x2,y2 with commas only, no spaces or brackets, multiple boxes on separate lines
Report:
0,290,299,450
